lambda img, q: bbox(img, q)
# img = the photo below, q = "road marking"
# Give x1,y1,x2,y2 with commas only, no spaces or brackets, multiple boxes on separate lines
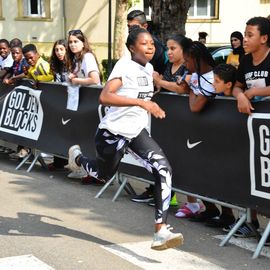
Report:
102,241,226,270
214,235,270,258
0,255,54,270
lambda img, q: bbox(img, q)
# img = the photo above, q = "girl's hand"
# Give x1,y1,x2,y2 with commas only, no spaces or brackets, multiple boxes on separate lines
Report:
176,79,190,94
68,73,77,80
139,100,165,119
237,92,254,115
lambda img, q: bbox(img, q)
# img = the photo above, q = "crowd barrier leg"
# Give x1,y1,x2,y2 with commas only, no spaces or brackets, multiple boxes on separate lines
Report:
95,172,137,201
26,149,47,172
15,152,34,171
95,172,119,199
219,212,247,247
253,220,270,259
15,149,47,172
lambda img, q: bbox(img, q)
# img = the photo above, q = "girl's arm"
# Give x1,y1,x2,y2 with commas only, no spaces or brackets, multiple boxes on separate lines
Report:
70,70,100,85
153,71,190,94
189,91,208,112
99,78,165,119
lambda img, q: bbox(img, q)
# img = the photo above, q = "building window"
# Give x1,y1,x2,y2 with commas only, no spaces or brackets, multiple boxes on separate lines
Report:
17,0,51,20
188,0,219,19
24,0,44,17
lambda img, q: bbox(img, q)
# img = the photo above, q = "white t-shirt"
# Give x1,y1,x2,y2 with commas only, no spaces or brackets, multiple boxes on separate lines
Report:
189,71,215,96
74,52,100,84
99,57,154,139
0,53,13,70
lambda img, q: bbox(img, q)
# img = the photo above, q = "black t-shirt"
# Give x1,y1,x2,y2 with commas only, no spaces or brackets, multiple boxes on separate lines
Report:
163,62,186,82
150,35,167,74
160,62,186,93
237,51,270,89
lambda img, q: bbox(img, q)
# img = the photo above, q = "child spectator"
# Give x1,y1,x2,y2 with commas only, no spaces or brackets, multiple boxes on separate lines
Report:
67,27,183,250
50,39,68,83
47,39,69,171
0,39,13,80
3,45,28,85
213,63,237,96
66,30,101,86
200,63,237,228
175,40,217,219
231,16,270,239
66,30,101,181
22,44,53,82
226,31,245,69
10,38,23,49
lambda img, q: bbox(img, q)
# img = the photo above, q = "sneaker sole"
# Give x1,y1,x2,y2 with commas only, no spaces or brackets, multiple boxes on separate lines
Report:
131,198,154,203
68,145,81,171
151,235,184,251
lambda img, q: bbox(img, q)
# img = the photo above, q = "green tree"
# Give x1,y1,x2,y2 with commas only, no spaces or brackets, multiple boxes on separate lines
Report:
149,0,191,43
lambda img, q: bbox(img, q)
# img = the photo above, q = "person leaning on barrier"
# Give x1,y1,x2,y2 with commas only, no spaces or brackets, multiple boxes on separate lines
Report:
0,39,13,81
173,40,218,221
2,45,28,85
231,16,270,241
22,44,53,82
66,29,101,86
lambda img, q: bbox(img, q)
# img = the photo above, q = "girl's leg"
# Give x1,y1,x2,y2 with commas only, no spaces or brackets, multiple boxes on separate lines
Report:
129,129,183,250
69,129,129,182
129,129,172,226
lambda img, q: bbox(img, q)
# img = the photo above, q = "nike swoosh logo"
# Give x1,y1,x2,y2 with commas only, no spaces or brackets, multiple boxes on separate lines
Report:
187,139,202,149
62,118,71,125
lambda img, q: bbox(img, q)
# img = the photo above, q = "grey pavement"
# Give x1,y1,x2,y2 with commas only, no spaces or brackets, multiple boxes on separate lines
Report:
0,153,269,270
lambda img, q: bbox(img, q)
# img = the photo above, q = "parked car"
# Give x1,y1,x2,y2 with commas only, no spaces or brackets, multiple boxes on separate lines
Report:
207,45,232,65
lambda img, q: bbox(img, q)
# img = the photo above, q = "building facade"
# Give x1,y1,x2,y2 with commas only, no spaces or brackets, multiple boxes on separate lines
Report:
0,0,270,66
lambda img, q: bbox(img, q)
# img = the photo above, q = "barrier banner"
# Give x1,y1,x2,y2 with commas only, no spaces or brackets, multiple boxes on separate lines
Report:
0,83,270,215
0,82,100,158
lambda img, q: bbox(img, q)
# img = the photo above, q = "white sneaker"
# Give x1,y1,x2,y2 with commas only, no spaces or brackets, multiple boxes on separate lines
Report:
151,225,184,251
67,168,87,179
68,145,82,171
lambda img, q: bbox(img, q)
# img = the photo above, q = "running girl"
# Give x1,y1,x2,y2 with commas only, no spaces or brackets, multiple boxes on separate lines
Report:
68,26,183,251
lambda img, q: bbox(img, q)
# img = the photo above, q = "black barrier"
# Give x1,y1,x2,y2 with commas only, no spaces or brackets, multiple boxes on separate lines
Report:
0,82,270,216
0,82,100,159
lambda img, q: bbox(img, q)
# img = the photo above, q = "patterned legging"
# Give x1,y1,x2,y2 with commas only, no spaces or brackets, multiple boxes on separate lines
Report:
78,128,172,224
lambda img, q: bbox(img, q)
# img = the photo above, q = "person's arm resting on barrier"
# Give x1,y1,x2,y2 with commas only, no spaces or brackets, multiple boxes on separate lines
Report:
232,81,254,115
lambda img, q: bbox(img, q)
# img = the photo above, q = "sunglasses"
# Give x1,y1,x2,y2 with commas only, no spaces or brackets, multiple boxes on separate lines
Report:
68,29,83,36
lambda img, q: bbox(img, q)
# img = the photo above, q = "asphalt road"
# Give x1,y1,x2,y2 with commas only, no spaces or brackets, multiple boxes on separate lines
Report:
0,153,269,270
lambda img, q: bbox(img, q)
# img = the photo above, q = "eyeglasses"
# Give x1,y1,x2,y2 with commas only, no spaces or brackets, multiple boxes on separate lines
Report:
68,29,83,36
